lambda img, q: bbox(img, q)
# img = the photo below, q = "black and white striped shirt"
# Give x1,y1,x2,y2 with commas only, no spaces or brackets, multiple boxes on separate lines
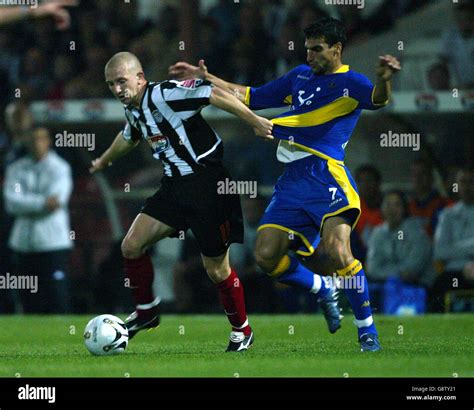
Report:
122,79,222,178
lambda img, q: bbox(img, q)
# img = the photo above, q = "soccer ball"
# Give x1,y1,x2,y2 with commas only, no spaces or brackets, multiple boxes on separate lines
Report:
83,314,129,356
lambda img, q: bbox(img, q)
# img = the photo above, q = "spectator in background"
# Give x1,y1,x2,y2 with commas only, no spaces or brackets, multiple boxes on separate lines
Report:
333,5,366,43
75,6,107,52
431,168,474,312
262,0,288,43
130,5,180,81
0,103,34,312
0,30,21,99
229,39,266,86
109,1,140,35
18,48,51,101
3,127,73,313
106,26,129,54
435,2,474,90
231,3,272,85
409,159,452,237
352,165,384,264
46,53,77,100
198,18,223,79
363,0,430,36
367,191,433,314
3,102,33,167
206,0,240,49
297,1,328,34
64,46,109,99
31,18,57,59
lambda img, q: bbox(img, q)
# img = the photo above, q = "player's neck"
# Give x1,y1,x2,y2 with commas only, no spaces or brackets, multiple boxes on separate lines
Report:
131,82,148,108
328,61,343,74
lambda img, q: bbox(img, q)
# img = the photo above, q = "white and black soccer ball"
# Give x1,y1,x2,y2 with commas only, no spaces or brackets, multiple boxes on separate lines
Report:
83,314,129,356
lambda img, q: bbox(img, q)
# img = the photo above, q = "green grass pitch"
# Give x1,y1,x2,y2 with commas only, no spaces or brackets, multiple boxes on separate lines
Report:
0,314,473,377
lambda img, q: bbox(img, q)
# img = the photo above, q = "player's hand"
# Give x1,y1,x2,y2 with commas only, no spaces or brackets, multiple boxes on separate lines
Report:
45,196,60,212
253,116,274,141
32,0,78,31
168,59,208,80
376,55,401,81
89,157,110,174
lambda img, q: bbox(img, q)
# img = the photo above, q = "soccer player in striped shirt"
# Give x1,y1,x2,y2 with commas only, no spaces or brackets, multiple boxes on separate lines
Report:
170,18,401,352
90,52,273,352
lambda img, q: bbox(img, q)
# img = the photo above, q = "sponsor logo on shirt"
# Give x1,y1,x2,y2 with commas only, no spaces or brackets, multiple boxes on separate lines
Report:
178,79,203,89
297,90,314,106
147,134,169,154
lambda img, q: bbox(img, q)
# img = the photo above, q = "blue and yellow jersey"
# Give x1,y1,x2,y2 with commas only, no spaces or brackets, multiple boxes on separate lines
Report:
244,64,388,162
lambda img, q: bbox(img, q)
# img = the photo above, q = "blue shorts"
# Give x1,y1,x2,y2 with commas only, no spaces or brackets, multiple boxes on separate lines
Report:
258,155,361,256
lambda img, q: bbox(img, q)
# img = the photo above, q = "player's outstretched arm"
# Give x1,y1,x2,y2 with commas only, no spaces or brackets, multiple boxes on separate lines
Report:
373,54,401,105
169,60,248,103
209,87,273,140
89,131,139,173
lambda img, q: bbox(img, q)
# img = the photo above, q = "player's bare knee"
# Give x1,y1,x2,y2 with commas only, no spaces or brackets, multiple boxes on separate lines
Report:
205,265,230,283
202,257,230,283
121,236,144,259
254,246,280,273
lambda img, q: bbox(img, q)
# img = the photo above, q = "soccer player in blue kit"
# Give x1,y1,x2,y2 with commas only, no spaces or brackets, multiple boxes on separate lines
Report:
170,18,401,351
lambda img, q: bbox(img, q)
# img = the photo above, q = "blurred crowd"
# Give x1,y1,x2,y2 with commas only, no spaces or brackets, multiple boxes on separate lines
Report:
352,162,474,314
427,1,474,90
0,0,434,111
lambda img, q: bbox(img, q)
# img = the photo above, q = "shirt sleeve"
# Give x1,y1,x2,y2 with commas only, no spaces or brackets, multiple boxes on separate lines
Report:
3,163,46,216
245,65,306,110
434,208,474,262
397,221,432,279
366,227,398,281
347,72,388,111
46,161,73,207
122,113,141,144
160,79,212,118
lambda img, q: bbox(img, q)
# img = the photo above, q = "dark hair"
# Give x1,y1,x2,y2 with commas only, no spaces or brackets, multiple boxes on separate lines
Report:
303,17,347,49
383,190,410,218
355,165,382,184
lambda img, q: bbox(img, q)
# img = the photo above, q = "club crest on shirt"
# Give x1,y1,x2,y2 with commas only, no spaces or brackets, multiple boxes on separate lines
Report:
147,134,169,154
151,109,163,123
